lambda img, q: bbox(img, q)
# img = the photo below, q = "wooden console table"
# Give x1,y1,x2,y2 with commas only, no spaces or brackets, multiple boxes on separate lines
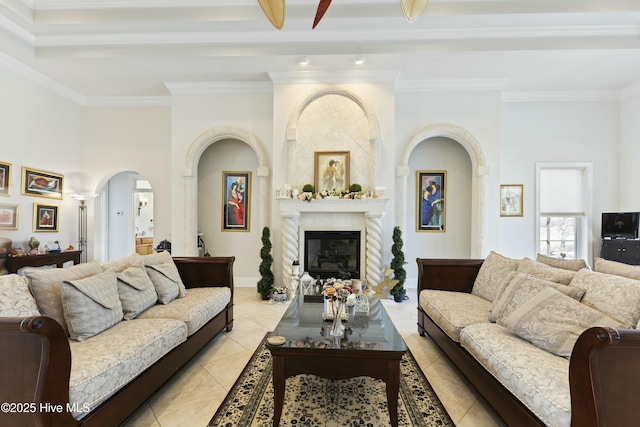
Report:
5,250,82,274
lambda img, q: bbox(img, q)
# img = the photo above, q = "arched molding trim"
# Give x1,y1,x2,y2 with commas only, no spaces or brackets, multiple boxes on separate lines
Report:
285,86,381,188
182,126,270,254
397,123,489,258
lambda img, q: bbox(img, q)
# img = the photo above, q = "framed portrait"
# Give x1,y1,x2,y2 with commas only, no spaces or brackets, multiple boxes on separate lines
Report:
314,151,350,193
500,184,524,217
33,203,59,232
22,167,64,199
0,203,18,230
222,171,250,232
0,161,11,196
417,171,446,232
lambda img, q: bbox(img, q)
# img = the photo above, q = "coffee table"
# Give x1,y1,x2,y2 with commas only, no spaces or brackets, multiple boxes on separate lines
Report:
266,295,407,426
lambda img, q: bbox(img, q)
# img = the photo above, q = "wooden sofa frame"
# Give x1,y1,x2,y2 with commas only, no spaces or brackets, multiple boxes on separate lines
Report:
0,256,235,427
416,258,640,427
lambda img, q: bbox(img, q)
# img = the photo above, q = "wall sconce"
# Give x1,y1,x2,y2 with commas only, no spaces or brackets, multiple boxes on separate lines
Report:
138,198,148,216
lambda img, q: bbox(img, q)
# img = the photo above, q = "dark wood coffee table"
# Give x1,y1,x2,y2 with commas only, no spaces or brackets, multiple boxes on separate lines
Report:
266,295,407,426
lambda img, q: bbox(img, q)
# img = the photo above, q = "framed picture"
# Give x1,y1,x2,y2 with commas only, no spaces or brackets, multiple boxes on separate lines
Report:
500,184,524,217
417,171,446,232
33,203,59,232
314,151,350,193
0,203,18,230
22,167,64,199
222,171,250,232
0,161,11,196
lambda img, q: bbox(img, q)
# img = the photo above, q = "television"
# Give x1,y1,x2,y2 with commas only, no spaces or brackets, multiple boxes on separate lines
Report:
601,212,640,239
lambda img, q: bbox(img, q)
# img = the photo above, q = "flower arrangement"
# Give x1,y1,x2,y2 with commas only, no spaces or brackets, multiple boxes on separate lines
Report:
274,286,288,294
323,279,352,302
296,185,369,202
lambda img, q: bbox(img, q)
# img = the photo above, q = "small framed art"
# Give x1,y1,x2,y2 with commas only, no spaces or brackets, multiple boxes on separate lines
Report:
500,184,524,217
314,151,350,193
222,171,250,232
0,161,11,196
22,167,64,199
33,203,59,232
0,203,18,230
417,171,446,232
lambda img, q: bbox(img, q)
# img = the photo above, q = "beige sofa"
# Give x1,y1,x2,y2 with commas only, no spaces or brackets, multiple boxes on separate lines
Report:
417,253,640,427
0,252,235,427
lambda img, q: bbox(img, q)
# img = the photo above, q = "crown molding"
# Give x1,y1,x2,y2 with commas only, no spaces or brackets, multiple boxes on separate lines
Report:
396,79,508,92
82,96,172,106
268,70,400,85
164,81,273,94
620,80,640,99
502,90,621,103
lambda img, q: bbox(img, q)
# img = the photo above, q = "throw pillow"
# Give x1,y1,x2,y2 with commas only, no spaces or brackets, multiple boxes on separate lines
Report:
490,272,586,323
0,274,40,317
25,262,103,335
517,257,576,285
500,286,624,358
593,257,640,280
101,253,144,273
569,269,640,328
116,259,158,320
535,253,588,271
471,251,520,302
61,269,124,341
142,251,186,304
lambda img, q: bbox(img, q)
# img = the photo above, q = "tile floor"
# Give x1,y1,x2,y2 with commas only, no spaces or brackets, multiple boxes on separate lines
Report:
124,287,506,427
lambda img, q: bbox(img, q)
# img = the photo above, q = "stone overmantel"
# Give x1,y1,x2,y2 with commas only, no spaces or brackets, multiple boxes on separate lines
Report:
278,198,389,291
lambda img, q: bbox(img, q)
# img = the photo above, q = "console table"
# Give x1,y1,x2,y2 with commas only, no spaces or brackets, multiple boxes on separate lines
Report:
5,250,82,274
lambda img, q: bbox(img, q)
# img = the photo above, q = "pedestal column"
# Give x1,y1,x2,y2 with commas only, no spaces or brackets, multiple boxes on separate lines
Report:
280,211,300,288
365,212,384,287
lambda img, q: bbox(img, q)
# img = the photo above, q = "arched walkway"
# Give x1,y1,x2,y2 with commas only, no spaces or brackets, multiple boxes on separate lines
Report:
397,123,489,257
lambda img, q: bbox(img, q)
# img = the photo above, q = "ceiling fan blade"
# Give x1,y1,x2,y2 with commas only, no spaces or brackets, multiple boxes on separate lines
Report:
258,0,286,30
400,0,428,23
312,0,333,29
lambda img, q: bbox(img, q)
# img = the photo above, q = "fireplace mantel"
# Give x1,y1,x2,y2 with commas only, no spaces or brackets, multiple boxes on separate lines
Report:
278,198,389,291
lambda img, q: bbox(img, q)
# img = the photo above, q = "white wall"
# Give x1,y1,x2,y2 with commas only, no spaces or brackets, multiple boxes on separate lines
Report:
0,68,82,253
620,94,640,211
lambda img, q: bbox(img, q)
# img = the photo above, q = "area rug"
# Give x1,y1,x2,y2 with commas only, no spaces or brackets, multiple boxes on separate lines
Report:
209,334,455,427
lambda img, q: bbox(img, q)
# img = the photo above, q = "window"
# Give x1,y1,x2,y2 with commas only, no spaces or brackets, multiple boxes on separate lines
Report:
535,164,592,261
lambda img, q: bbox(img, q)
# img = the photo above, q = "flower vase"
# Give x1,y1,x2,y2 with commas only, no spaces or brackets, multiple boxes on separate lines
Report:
330,300,345,337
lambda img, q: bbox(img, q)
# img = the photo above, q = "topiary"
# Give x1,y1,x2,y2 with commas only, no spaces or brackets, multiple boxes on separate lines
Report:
389,226,407,300
257,227,274,300
302,184,314,193
349,183,362,193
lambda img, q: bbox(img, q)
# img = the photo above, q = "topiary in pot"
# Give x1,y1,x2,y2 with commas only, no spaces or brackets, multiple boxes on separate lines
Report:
349,183,362,193
302,184,314,193
257,227,275,300
389,226,407,302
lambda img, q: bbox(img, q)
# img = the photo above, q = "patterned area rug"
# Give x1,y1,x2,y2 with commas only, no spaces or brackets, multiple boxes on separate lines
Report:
209,335,455,427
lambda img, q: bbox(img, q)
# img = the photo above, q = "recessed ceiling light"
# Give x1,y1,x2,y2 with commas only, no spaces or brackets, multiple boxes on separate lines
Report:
352,55,366,65
297,56,311,65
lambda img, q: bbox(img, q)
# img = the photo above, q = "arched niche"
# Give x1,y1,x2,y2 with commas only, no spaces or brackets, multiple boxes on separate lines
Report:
397,123,489,258
182,126,270,255
285,87,381,189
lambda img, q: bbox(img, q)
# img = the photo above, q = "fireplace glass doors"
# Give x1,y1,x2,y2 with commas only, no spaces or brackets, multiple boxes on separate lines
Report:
303,230,361,279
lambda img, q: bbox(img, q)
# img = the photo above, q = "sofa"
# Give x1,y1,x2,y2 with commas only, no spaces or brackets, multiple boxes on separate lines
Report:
0,251,235,427
417,252,640,427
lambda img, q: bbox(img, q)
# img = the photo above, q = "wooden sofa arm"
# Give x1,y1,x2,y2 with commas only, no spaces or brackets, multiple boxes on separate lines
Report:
0,316,78,427
173,256,235,290
416,258,484,297
569,326,640,427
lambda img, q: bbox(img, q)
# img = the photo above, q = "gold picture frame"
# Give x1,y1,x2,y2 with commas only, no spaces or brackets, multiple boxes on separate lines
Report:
33,203,59,232
22,167,64,199
500,184,524,217
314,151,350,193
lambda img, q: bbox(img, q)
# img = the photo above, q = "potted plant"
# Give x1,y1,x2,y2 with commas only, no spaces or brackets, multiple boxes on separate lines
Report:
389,226,407,302
349,183,362,193
302,184,314,196
257,227,275,300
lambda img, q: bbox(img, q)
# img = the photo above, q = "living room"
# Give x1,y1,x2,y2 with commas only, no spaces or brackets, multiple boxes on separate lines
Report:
1,2,640,426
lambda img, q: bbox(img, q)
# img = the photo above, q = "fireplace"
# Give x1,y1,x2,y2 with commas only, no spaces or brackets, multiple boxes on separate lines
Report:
304,230,361,279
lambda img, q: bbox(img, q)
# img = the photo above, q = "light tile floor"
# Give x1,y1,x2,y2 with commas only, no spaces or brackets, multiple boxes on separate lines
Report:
124,288,506,427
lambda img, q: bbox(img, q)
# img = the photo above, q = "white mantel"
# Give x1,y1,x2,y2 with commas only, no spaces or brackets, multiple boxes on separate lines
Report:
278,198,389,289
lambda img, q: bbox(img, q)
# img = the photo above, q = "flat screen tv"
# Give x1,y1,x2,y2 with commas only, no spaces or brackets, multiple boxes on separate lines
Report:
601,212,640,239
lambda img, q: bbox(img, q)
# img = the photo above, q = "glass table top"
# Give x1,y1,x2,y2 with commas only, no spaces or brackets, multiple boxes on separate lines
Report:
270,295,407,352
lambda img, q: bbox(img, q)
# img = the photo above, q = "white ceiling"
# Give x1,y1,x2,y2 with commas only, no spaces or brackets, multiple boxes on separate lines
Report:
2,0,640,103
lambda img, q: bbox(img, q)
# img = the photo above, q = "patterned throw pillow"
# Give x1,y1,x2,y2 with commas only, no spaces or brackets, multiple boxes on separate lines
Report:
490,272,586,323
61,269,124,341
0,274,40,317
500,286,623,358
116,259,158,320
593,257,640,280
471,251,520,302
25,262,104,335
517,258,576,285
101,253,144,273
569,269,640,328
535,253,588,271
142,251,186,304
